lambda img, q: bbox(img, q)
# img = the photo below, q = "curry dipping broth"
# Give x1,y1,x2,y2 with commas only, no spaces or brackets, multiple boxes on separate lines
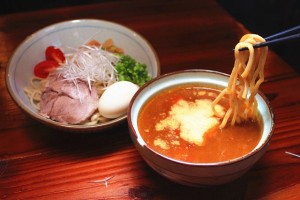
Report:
137,83,263,163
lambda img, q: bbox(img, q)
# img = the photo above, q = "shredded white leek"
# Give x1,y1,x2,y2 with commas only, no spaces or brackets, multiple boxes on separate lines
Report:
57,45,120,90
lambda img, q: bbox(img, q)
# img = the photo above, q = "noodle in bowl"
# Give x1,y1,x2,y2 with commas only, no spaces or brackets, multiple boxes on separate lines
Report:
6,19,160,132
128,70,274,186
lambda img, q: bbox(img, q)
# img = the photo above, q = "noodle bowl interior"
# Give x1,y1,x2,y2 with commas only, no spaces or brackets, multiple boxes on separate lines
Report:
138,83,263,163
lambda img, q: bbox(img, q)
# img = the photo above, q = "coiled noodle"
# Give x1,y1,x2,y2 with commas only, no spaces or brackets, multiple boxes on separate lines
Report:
212,34,268,128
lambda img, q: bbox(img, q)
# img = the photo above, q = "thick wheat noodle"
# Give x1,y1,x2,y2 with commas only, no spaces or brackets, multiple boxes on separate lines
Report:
212,34,268,128
24,77,45,110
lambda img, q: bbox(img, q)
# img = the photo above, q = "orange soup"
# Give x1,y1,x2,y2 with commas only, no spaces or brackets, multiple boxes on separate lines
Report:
138,84,263,163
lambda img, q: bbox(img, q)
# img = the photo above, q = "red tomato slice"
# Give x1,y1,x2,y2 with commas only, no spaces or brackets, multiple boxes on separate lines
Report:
45,46,65,63
34,60,59,78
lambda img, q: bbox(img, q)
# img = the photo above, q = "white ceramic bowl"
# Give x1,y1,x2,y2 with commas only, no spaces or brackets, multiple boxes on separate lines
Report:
6,19,160,132
128,69,274,186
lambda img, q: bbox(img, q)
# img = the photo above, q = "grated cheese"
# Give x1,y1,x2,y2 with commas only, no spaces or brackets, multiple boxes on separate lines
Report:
155,99,224,146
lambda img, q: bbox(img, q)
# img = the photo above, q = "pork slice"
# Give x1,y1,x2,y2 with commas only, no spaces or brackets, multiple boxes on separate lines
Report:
49,93,98,124
39,90,58,117
40,73,99,124
45,73,84,100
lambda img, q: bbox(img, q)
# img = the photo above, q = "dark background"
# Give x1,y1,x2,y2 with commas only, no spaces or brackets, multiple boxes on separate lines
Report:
0,0,103,14
218,0,300,73
1,0,300,72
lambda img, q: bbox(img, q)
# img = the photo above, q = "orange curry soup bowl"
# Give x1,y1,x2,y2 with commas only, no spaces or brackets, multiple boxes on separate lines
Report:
127,69,274,186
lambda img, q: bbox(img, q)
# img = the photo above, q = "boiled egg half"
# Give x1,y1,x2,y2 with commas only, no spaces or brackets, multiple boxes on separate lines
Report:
98,81,139,118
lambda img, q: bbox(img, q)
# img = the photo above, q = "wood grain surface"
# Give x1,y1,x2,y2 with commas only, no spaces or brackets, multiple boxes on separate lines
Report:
0,0,299,199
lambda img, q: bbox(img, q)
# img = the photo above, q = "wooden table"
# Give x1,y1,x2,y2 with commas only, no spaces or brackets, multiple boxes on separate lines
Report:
0,0,299,199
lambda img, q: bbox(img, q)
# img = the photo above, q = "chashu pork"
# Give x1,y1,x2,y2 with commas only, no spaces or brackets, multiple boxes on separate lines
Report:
40,72,99,124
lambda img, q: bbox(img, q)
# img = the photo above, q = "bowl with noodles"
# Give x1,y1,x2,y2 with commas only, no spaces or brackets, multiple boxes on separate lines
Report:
6,19,160,132
128,34,274,186
128,69,274,186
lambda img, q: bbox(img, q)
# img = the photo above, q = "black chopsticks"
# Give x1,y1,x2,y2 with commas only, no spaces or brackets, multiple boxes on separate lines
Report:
238,25,300,51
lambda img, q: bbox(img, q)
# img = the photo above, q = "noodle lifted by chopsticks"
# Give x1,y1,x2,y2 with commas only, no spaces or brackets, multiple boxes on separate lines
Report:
212,34,268,128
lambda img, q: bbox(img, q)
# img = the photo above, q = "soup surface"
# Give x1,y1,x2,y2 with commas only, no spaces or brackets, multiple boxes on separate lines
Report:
138,84,262,163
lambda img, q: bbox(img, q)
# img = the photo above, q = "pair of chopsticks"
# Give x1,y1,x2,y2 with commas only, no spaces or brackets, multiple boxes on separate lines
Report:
239,25,300,51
